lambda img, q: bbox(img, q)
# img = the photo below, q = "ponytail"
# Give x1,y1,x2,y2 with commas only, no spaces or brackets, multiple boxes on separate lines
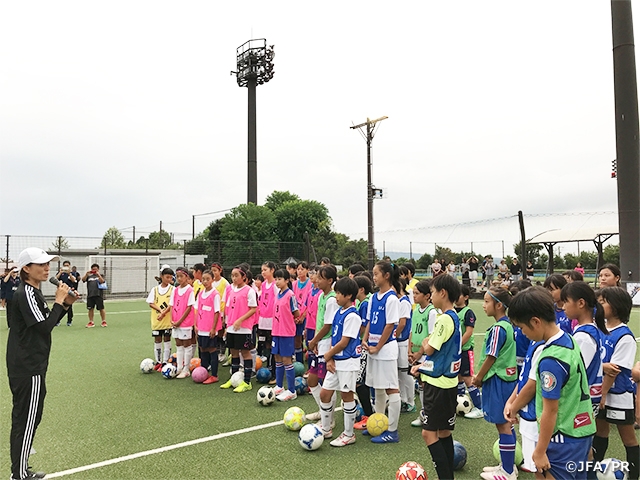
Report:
593,301,608,335
561,281,609,335
375,260,401,294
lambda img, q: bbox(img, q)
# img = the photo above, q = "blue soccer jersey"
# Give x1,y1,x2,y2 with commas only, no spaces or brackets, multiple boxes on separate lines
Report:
572,323,603,406
367,290,397,347
396,295,412,342
554,305,572,334
517,340,545,422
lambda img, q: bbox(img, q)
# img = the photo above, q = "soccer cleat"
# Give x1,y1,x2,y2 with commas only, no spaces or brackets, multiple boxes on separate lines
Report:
273,386,285,396
219,379,233,389
411,417,423,427
370,430,400,443
203,376,218,384
480,465,518,480
268,378,277,385
305,411,321,421
353,416,369,430
465,407,484,419
66,322,72,326
221,357,232,367
233,381,253,393
330,433,356,447
101,321,107,327
322,428,333,439
483,464,518,475
276,390,297,402
401,403,417,413
316,418,336,429
153,363,163,372
86,322,95,328
176,369,190,379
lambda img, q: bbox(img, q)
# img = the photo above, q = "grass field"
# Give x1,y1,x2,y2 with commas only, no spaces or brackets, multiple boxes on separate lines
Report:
1,299,638,480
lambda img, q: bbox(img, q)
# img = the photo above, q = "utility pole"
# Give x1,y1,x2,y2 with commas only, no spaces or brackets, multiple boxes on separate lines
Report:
611,0,640,287
351,116,388,271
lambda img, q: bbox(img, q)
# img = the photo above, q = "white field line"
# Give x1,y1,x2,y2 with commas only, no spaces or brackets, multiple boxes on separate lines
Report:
47,408,342,478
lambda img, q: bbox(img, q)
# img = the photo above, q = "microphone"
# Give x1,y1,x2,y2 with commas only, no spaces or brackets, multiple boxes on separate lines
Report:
49,277,79,297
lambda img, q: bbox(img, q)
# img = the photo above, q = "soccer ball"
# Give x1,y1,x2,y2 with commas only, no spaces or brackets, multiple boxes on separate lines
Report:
256,367,271,384
453,440,467,471
366,412,389,437
293,361,306,377
456,394,472,415
294,376,307,395
396,461,427,480
161,363,177,379
596,459,628,480
257,386,275,406
298,424,324,451
168,354,177,366
189,358,201,372
283,406,305,431
255,357,263,370
230,371,245,388
493,439,524,465
140,358,155,374
192,366,209,383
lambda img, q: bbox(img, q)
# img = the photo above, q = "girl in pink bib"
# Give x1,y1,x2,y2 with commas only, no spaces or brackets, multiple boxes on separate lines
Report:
272,269,300,401
170,267,196,377
196,270,222,383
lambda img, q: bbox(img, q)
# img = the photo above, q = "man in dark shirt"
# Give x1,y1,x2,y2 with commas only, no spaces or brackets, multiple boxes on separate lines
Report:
55,261,79,326
3,268,20,327
82,263,107,328
509,258,522,282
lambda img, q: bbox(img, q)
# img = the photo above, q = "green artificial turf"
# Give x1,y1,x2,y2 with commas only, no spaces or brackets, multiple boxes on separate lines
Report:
0,299,637,479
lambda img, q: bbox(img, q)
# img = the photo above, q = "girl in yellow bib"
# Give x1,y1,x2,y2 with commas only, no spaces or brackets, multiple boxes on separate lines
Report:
147,267,174,370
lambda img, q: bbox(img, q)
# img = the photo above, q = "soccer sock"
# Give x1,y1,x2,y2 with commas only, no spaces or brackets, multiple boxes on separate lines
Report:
440,435,455,476
356,384,373,416
275,362,284,388
163,341,171,362
468,384,482,409
243,358,253,383
154,343,162,363
176,346,184,371
591,435,609,462
499,432,516,474
625,445,639,480
387,393,401,432
343,400,357,436
294,347,303,364
428,439,453,480
183,344,193,372
400,369,414,406
200,351,210,370
210,351,219,376
310,384,322,409
374,389,387,414
320,400,333,433
457,381,466,396
191,343,197,356
231,356,240,374
285,363,295,393
250,348,257,372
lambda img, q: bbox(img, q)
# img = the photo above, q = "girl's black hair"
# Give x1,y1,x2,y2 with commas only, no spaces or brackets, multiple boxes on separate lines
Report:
202,269,213,278
543,274,567,290
598,263,621,285
274,268,292,290
353,275,373,295
175,267,189,276
560,281,608,334
161,267,175,276
348,264,365,275
509,279,532,295
460,284,471,297
487,286,512,309
233,265,248,281
398,265,409,277
334,277,359,301
432,273,462,303
562,270,584,282
255,273,264,282
375,260,401,295
397,277,409,297
193,263,206,273
245,269,254,287
262,261,277,271
509,286,556,327
414,279,432,296
318,265,338,284
597,286,632,324
297,261,309,269
403,263,416,277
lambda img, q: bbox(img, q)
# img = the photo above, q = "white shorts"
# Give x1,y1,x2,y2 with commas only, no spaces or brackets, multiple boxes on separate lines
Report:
397,340,409,369
365,357,399,389
258,317,272,330
323,370,358,393
172,327,192,340
519,417,539,441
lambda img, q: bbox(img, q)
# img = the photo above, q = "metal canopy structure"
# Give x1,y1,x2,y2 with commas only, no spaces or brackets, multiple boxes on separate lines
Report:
527,226,619,276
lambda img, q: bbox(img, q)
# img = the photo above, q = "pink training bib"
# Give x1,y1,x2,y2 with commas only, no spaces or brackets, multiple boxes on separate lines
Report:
293,279,312,317
306,288,321,330
273,288,296,337
259,280,275,318
196,289,221,333
172,285,195,328
225,285,254,330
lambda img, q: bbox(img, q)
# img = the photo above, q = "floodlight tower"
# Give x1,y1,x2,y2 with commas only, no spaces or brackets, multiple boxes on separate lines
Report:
351,116,388,271
232,39,275,205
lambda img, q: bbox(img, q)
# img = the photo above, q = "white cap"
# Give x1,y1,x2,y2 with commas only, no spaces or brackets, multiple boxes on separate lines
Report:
161,264,171,270
18,248,59,268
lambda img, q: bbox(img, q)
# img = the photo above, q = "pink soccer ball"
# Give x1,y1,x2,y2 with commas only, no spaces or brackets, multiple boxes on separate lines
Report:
192,366,209,383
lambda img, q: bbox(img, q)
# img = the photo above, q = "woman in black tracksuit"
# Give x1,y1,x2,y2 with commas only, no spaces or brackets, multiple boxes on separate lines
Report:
7,248,79,480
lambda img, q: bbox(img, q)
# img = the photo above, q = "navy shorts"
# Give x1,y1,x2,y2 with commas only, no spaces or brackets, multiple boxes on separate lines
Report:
597,405,636,425
546,436,592,479
87,296,104,310
295,319,306,336
459,349,474,377
198,335,222,349
482,376,517,424
305,328,315,347
227,332,255,351
151,329,171,338
272,336,295,357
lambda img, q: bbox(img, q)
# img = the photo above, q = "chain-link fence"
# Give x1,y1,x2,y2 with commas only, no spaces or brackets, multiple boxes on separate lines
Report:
1,235,307,298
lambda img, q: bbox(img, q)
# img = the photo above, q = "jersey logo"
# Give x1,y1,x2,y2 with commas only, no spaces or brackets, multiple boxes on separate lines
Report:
573,412,592,428
590,385,602,397
355,345,362,354
540,371,557,392
450,359,461,374
506,367,516,377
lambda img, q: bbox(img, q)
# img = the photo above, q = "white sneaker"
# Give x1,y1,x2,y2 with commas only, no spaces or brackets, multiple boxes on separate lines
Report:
305,411,321,421
276,390,297,402
316,418,336,429
273,386,285,396
322,428,333,439
330,433,356,447
482,464,517,474
411,417,423,427
464,407,484,419
176,369,190,379
481,465,518,480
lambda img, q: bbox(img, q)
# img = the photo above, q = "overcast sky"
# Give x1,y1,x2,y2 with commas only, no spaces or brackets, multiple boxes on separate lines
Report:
0,1,635,255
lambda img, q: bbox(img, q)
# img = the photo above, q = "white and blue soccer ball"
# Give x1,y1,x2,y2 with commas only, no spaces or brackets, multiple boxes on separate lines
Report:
297,423,324,451
596,459,628,480
161,363,177,379
140,358,155,374
257,386,275,406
